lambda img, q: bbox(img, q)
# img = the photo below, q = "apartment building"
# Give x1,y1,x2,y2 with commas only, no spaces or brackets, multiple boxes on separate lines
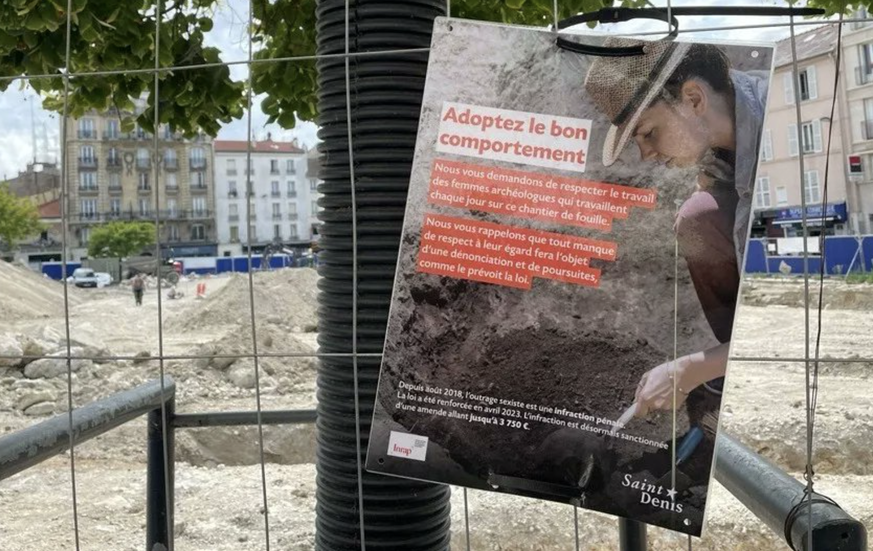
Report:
839,8,873,234
214,138,319,256
752,24,852,238
65,101,217,260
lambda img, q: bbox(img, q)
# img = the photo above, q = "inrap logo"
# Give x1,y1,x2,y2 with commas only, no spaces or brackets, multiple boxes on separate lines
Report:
392,444,413,457
387,431,428,461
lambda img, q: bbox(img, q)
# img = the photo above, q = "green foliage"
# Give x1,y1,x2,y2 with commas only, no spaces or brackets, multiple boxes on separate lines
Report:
846,272,873,284
87,220,156,258
1,0,649,134
0,183,44,247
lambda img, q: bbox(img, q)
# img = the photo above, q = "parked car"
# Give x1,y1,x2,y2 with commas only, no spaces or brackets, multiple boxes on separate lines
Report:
71,268,99,288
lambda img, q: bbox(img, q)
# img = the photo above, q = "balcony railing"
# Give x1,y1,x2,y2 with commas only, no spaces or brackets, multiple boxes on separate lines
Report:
191,184,208,193
229,214,240,222
103,130,120,140
77,129,97,139
163,158,179,171
271,168,280,175
137,159,151,170
288,213,298,221
863,120,873,141
78,185,99,194
106,157,123,170
77,212,100,221
228,190,239,198
227,169,238,176
187,209,211,220
287,191,297,198
138,185,152,194
108,185,123,195
189,159,207,170
78,157,98,169
272,213,283,220
165,185,179,194
856,66,873,86
271,191,281,198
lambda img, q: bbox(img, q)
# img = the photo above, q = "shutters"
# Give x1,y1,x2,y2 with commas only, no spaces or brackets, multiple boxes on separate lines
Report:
788,123,799,156
784,72,795,104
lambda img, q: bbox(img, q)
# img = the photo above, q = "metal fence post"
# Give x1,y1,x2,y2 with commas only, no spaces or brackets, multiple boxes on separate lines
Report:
146,398,175,551
619,518,647,551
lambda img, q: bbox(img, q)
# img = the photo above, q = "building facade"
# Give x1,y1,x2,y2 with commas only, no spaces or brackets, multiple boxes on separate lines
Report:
752,25,852,238
64,102,217,260
839,9,873,234
213,138,319,256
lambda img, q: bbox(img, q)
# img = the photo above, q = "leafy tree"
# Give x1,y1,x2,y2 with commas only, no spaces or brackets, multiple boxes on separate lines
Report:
87,221,156,258
0,0,648,135
0,183,44,247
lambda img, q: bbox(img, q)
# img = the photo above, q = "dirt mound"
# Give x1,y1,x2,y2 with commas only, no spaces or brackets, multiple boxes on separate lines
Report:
0,261,80,322
742,278,873,310
167,268,319,333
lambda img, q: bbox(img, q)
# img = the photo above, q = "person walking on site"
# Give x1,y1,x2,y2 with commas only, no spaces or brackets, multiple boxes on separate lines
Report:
132,273,145,306
585,39,768,418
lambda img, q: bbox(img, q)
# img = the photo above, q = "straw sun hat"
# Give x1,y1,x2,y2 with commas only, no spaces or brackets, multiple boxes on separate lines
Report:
584,38,691,167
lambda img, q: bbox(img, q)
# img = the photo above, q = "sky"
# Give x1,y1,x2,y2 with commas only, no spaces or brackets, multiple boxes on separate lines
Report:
0,0,835,179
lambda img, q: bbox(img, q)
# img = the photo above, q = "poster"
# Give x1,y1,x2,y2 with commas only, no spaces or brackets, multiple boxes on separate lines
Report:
366,18,774,536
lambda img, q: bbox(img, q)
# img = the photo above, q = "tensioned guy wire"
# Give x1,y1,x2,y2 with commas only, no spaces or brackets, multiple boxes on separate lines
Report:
242,0,275,547
149,1,175,548
343,0,368,547
59,0,82,548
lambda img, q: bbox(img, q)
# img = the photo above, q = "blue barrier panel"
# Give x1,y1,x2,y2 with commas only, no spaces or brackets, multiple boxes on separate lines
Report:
863,236,873,271
41,262,81,280
216,258,233,273
744,240,768,273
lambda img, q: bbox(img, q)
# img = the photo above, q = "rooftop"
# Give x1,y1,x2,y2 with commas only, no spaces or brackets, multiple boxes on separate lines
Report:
214,139,305,154
774,24,838,68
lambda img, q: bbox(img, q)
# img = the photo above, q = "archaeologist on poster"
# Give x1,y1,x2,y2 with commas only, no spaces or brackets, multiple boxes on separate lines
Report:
584,39,768,418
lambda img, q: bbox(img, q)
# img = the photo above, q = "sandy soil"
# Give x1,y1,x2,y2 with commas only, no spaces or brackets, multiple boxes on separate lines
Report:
1,266,872,550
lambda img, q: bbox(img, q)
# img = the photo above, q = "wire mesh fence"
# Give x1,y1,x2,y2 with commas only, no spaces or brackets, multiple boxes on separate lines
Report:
0,0,872,550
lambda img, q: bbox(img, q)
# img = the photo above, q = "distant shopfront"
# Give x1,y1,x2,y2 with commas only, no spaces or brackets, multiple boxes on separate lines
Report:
751,201,848,238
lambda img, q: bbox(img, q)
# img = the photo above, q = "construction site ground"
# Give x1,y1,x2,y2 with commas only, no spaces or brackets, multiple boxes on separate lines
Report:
0,261,871,550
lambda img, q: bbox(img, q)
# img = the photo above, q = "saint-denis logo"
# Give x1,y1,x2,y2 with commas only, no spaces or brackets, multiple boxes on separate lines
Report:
387,431,428,461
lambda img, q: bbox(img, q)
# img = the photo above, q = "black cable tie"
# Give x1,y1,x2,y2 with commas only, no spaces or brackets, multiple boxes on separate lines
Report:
783,493,841,551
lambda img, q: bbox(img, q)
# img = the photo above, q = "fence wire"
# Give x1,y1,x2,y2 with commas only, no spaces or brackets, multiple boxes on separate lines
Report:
4,1,868,550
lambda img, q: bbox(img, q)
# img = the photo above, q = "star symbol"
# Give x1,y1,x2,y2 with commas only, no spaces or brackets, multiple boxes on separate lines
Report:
666,487,678,500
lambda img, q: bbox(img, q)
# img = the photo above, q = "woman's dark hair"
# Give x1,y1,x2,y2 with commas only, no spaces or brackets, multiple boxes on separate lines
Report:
661,44,733,101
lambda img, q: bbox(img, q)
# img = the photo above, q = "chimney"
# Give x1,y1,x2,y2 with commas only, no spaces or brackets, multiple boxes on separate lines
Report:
267,132,273,142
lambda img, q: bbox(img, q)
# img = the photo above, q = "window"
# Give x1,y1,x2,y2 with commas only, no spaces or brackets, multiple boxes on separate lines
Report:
804,170,821,203
229,181,238,196
168,225,179,242
165,172,177,189
761,129,773,161
863,99,873,140
274,224,281,239
78,118,95,138
109,172,121,188
79,172,96,189
227,159,237,174
754,176,771,209
289,225,298,239
80,145,95,162
192,171,206,188
249,225,257,241
81,199,97,217
107,147,120,166
164,149,177,167
272,203,281,219
287,181,296,195
309,179,318,191
137,147,150,169
110,199,121,215
139,172,150,190
270,159,280,174
271,181,280,196
135,123,148,139
230,226,239,242
311,200,319,218
79,227,91,245
788,121,822,156
106,120,119,139
139,199,150,216
784,66,817,103
191,224,205,241
191,147,205,169
167,199,177,217
286,159,296,174
288,202,298,215
193,196,207,215
776,186,788,206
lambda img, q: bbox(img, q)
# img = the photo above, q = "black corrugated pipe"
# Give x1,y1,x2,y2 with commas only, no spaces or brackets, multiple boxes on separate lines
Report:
314,1,451,549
